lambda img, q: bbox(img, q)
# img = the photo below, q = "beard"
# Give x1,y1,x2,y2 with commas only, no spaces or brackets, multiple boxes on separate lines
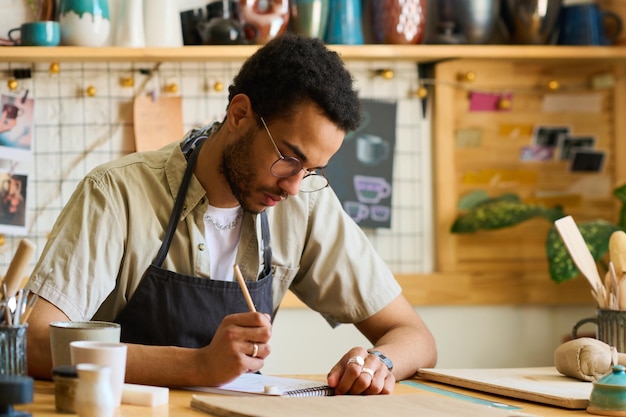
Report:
221,127,258,213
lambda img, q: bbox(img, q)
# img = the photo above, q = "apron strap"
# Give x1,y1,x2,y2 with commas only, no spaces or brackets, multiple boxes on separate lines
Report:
153,136,205,267
154,123,273,275
260,211,272,277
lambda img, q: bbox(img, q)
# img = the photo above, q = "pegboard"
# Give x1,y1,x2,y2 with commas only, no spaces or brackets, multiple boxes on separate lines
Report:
0,59,433,278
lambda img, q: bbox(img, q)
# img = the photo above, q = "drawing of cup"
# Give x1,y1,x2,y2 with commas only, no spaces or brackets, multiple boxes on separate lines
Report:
370,205,391,222
2,103,23,120
356,134,390,166
354,176,391,204
344,201,369,222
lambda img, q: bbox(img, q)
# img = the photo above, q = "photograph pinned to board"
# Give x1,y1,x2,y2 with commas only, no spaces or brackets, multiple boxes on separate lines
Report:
519,145,554,162
0,91,35,161
532,125,570,148
558,136,596,161
519,124,570,162
0,165,29,235
570,149,605,173
325,98,396,229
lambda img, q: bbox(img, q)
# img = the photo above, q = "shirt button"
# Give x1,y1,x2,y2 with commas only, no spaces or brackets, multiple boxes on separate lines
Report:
198,243,206,251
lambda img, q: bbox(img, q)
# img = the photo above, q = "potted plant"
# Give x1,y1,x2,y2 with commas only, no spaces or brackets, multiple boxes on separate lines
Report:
450,183,626,283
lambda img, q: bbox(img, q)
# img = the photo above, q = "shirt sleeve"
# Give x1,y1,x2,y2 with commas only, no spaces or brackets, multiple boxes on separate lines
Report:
286,188,401,327
27,173,126,321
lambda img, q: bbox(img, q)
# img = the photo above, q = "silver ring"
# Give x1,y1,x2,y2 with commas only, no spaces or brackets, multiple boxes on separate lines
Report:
346,356,364,367
361,367,375,379
251,343,259,358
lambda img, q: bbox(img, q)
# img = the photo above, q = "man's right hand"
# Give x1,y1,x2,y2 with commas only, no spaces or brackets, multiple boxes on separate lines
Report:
193,311,272,386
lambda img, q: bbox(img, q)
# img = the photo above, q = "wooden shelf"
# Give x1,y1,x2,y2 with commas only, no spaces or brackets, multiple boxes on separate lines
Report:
2,45,626,63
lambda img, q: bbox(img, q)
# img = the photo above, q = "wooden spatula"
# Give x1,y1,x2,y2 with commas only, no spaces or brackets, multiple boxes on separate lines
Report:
555,216,606,307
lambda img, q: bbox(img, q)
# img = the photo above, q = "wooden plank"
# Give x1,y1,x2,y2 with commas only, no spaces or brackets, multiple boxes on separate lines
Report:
433,58,621,302
417,367,592,409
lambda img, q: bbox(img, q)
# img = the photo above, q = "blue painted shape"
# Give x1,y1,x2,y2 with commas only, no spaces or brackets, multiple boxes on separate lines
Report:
400,380,522,410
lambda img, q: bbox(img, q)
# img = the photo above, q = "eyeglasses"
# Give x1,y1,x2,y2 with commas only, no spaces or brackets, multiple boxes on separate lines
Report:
260,117,329,193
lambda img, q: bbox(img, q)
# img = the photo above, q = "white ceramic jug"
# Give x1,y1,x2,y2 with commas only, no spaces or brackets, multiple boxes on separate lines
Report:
143,0,183,47
74,364,115,417
115,0,145,47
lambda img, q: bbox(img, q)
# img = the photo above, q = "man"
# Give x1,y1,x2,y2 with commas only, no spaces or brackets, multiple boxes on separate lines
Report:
26,34,437,395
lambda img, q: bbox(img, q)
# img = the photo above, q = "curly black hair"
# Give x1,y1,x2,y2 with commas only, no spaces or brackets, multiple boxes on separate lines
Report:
227,33,362,133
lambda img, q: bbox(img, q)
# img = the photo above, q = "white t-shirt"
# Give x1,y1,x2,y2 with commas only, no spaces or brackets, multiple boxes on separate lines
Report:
203,205,243,281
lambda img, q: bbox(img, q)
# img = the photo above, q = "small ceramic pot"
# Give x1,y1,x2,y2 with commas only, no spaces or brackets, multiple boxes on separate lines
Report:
588,365,626,416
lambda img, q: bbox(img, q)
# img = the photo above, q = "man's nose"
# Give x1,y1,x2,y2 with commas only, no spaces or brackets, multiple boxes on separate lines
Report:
278,171,305,196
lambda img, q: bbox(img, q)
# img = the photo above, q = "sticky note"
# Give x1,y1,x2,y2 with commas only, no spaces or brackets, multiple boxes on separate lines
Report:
455,128,482,148
468,92,513,112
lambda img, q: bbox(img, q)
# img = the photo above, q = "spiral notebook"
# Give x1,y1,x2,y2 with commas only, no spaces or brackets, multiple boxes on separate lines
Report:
187,373,335,397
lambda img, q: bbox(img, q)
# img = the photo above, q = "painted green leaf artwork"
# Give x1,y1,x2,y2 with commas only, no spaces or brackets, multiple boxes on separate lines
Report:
451,184,626,283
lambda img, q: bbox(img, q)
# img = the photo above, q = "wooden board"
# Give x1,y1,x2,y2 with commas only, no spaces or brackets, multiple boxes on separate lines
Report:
191,393,532,417
417,367,592,409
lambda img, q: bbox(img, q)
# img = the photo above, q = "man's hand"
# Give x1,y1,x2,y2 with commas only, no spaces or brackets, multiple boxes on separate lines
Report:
193,311,272,386
0,110,17,133
326,347,395,395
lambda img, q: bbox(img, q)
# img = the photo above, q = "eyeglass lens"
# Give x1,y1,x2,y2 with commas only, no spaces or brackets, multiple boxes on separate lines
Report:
271,159,328,192
262,116,329,192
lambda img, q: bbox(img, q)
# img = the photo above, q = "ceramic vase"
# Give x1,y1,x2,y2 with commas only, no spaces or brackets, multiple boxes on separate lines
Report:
371,0,426,44
239,0,290,44
58,0,110,46
143,0,183,47
114,0,145,47
290,0,329,39
324,0,364,44
74,364,115,417
452,0,500,44
501,0,562,44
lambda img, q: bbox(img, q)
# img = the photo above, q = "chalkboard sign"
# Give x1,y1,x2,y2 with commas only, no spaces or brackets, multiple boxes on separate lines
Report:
326,99,397,229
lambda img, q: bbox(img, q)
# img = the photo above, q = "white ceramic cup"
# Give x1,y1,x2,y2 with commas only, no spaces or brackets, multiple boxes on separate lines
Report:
70,341,127,406
49,321,121,369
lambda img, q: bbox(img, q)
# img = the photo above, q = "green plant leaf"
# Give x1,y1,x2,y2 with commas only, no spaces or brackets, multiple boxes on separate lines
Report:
546,220,621,283
451,199,564,233
457,190,490,210
614,184,626,230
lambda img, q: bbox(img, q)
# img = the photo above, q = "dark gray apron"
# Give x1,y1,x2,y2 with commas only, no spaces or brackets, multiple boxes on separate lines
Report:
115,128,274,348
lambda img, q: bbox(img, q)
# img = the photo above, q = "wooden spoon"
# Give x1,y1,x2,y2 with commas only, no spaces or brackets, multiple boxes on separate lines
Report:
1,238,36,300
555,216,606,307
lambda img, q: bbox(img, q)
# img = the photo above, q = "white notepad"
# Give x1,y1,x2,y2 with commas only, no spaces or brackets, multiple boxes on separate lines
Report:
187,373,334,397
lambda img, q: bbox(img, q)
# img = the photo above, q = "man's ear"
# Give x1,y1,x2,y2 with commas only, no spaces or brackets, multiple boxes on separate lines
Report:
226,94,254,131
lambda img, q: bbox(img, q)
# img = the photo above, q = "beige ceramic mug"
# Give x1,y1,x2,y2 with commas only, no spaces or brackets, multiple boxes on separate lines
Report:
70,340,127,406
49,321,121,368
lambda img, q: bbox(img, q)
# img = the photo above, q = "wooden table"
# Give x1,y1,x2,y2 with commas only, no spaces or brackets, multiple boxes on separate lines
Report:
15,376,591,416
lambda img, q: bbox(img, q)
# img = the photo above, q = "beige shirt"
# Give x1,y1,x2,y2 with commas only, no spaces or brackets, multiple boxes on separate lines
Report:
28,137,401,327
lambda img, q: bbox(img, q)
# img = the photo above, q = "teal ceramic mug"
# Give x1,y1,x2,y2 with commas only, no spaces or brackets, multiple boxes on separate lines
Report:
8,21,61,46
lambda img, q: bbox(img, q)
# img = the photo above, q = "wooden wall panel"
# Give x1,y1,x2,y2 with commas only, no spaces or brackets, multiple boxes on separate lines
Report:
432,59,623,304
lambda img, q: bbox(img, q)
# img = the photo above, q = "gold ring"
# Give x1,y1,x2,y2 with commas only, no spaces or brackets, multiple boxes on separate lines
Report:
361,367,375,379
251,343,259,358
